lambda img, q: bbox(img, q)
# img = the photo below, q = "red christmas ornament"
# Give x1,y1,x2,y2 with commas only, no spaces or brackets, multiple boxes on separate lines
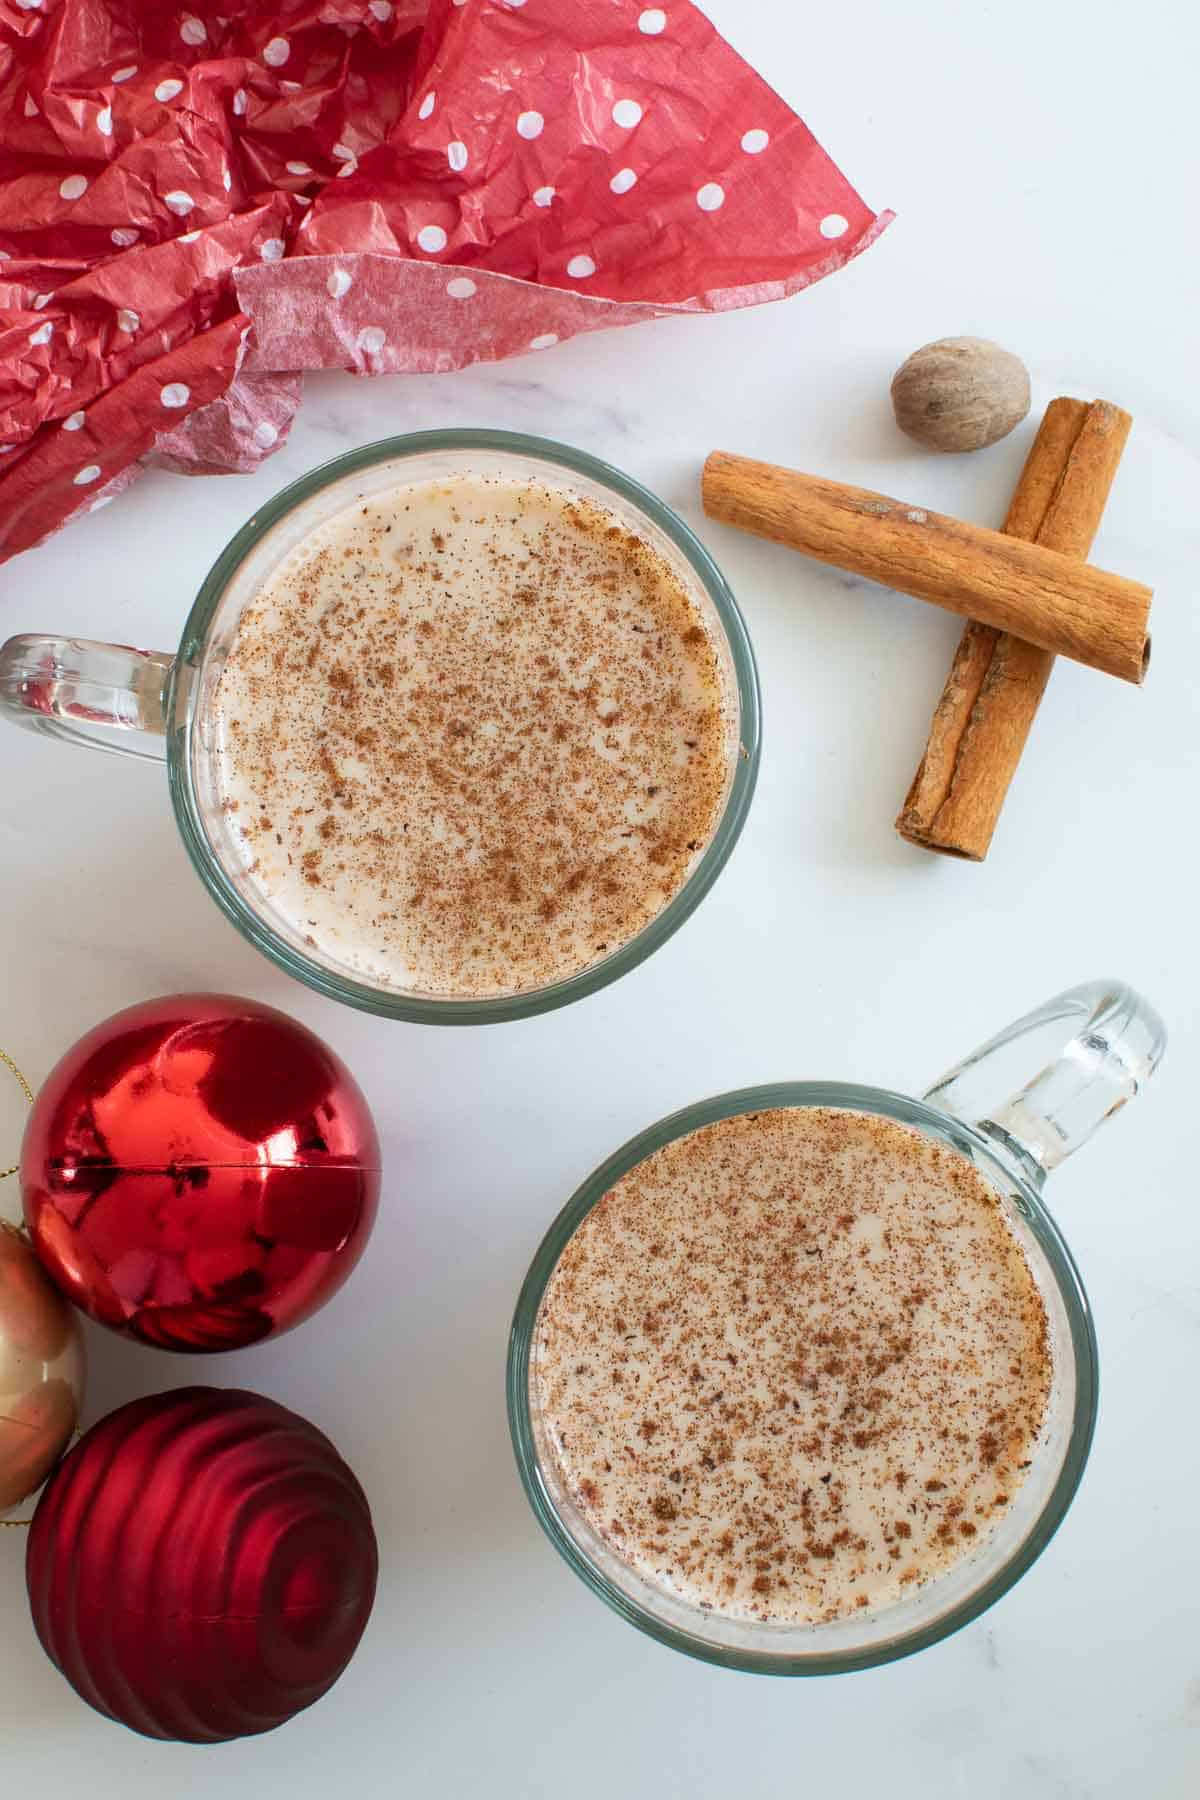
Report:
20,995,380,1352
26,1386,378,1743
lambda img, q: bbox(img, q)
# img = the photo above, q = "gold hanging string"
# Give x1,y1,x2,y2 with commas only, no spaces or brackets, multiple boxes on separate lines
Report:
0,1045,34,1183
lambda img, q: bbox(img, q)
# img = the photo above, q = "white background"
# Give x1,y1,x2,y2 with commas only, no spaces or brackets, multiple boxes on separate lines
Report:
2,1,1198,1793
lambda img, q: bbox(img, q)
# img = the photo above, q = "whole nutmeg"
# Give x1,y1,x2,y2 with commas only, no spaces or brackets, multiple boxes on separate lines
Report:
891,336,1030,453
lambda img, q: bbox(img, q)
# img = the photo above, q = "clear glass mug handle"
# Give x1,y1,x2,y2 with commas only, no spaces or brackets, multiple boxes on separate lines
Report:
0,634,173,761
924,979,1166,1188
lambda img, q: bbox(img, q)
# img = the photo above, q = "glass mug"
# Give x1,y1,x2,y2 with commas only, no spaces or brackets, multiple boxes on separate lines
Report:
508,979,1166,1673
0,431,760,1024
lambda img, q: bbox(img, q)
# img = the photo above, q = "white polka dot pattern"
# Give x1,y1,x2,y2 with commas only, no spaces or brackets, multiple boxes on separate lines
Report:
0,0,887,567
73,464,101,485
253,420,279,447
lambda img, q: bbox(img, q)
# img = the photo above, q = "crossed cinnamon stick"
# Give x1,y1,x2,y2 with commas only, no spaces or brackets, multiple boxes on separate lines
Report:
702,398,1140,861
895,400,1132,858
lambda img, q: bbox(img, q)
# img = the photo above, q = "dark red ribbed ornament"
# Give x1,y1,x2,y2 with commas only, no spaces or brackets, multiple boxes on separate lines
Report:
26,1387,379,1743
20,994,380,1351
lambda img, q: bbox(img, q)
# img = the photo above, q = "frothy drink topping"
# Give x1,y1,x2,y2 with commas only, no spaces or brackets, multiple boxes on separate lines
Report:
533,1107,1052,1626
212,474,732,996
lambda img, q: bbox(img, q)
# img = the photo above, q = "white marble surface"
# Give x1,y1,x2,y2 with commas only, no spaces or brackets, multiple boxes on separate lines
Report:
2,1,1198,1793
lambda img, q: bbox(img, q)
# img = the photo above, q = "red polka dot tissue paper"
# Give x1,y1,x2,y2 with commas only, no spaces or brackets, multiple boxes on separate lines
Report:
0,0,891,565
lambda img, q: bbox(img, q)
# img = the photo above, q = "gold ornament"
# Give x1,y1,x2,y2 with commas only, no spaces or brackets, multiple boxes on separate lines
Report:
0,1224,85,1513
0,1046,84,1515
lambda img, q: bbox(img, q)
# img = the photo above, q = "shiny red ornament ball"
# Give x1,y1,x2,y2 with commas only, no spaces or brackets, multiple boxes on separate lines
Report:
26,1387,379,1743
20,994,380,1352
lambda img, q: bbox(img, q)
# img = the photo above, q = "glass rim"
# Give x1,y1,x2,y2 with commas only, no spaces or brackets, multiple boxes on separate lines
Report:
506,1081,1099,1675
165,428,762,1024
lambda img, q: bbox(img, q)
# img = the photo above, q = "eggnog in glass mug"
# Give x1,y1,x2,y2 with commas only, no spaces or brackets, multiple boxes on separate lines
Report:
0,432,760,1022
509,980,1165,1672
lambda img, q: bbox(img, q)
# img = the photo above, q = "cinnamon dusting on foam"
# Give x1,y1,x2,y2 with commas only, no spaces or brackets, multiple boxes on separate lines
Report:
212,476,732,996
533,1107,1052,1626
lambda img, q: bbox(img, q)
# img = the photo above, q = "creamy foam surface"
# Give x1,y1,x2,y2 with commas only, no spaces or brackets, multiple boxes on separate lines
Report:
210,474,732,996
533,1107,1052,1627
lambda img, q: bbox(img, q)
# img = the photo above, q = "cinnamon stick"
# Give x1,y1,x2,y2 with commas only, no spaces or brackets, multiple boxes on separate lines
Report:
701,452,1150,684
896,399,1133,859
